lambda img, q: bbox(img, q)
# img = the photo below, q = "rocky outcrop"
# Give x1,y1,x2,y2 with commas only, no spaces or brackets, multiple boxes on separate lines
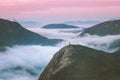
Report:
39,45,120,80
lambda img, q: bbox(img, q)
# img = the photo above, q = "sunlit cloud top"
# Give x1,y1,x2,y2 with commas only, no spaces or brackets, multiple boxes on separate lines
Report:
0,0,120,24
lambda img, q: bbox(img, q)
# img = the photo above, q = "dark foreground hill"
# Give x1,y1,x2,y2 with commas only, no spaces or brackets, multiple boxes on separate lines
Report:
80,20,120,36
42,24,79,29
0,19,62,47
39,45,120,80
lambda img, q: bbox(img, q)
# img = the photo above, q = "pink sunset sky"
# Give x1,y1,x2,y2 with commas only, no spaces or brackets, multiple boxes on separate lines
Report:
0,0,120,24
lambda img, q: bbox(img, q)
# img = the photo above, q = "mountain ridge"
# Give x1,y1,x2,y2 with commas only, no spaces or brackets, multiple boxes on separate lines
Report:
0,19,62,47
80,19,120,36
39,45,120,80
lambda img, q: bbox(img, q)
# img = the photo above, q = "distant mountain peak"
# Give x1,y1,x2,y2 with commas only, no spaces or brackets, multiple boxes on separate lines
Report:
42,24,79,29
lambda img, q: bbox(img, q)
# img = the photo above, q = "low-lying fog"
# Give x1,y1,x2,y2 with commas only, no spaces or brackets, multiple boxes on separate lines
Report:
28,27,120,53
0,27,119,80
0,45,61,80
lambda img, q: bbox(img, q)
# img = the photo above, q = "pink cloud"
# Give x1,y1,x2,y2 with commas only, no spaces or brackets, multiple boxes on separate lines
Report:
0,0,119,23
44,0,120,8
0,0,120,11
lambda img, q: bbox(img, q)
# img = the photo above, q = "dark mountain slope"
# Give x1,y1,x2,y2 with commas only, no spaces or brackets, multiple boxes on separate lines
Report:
79,20,120,51
0,19,62,47
42,24,79,29
39,45,120,80
80,20,120,36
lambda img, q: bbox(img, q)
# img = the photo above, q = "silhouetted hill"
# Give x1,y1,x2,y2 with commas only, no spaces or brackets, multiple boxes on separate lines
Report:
42,24,79,29
39,45,120,80
80,20,120,36
0,19,62,47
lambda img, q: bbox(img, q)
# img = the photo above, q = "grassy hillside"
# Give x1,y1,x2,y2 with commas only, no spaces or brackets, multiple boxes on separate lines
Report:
39,45,120,80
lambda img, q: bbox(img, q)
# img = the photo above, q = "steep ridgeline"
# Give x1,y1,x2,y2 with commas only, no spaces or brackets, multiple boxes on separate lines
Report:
0,19,62,47
42,24,79,29
39,45,120,80
80,20,120,36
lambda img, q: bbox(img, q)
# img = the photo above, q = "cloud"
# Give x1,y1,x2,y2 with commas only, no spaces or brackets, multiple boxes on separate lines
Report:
0,0,120,24
69,35,120,53
0,28,120,80
1,0,120,8
26,28,120,53
0,45,61,80
29,28,80,40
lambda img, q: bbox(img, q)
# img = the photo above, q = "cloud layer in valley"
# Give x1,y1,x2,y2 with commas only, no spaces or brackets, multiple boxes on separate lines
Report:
69,35,120,53
0,45,61,80
27,28,120,53
0,27,120,80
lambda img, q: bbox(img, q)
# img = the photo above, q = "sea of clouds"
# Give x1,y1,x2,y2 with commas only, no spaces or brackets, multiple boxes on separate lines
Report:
29,28,120,53
0,45,61,80
0,27,119,80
